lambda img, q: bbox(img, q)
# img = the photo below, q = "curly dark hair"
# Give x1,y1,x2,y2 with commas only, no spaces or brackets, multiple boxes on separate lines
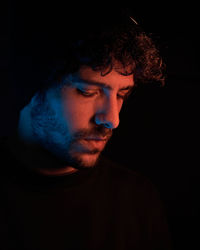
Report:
13,6,165,101
42,9,165,88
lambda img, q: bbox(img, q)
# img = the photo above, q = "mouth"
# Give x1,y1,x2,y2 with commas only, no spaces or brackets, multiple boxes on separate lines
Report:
81,138,108,152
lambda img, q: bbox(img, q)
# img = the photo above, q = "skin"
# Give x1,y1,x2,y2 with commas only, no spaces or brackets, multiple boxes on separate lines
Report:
18,65,134,176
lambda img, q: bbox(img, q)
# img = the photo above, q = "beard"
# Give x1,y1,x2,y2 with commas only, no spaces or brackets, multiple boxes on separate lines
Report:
33,125,112,169
65,126,112,169
30,95,112,169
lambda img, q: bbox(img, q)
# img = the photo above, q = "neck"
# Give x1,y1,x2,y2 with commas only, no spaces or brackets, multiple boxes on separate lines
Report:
13,134,79,176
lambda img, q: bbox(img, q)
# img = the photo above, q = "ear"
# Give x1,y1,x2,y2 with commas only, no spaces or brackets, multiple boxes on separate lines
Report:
29,91,46,108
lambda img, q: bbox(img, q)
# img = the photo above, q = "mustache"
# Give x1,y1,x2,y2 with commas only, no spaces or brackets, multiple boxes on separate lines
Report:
72,126,113,141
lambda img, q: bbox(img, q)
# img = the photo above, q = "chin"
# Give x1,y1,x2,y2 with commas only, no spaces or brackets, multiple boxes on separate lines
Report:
73,151,101,169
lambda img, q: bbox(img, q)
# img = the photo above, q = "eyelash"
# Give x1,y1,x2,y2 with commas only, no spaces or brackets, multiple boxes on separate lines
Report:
77,88,98,97
77,88,128,100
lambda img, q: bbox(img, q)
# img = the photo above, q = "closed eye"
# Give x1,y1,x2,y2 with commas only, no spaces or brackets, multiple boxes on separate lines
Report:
117,88,134,101
117,93,127,100
76,84,134,100
76,88,99,97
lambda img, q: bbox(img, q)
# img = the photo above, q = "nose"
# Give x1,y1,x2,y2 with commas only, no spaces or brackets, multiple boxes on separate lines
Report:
94,96,120,129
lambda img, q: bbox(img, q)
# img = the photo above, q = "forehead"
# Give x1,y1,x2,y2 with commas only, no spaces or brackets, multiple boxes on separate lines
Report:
77,66,134,89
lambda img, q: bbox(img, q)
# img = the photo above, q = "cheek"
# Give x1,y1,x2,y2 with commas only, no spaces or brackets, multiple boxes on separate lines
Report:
62,95,95,131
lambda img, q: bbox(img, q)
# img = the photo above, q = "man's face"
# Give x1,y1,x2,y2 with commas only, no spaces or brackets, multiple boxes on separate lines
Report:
30,66,134,168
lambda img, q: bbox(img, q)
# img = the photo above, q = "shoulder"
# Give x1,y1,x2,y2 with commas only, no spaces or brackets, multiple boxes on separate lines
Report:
99,155,158,195
99,156,148,181
98,156,167,217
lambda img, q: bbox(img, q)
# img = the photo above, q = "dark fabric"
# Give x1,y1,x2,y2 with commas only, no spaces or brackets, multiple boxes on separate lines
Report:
0,136,172,250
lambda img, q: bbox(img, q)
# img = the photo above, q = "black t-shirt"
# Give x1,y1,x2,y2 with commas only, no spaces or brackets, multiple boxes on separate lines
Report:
0,136,172,250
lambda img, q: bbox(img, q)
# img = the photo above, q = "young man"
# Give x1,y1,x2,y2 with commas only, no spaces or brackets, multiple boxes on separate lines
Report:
0,7,172,250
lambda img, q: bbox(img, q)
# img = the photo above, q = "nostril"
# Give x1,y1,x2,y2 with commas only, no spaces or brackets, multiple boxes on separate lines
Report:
104,122,113,129
105,123,111,129
94,115,120,130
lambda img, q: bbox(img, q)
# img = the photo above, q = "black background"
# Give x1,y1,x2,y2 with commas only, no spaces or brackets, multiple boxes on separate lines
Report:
1,1,200,249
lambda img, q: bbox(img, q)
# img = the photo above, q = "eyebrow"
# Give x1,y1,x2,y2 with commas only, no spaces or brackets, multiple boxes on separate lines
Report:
77,79,134,92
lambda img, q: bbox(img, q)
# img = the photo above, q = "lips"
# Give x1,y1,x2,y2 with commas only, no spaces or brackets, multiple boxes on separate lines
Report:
82,138,108,152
